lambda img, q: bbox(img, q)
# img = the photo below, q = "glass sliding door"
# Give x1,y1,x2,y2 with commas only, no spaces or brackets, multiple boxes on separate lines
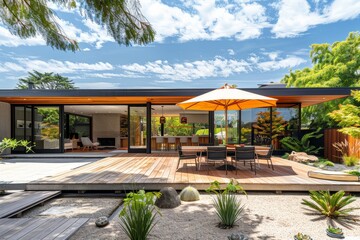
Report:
12,105,62,153
128,106,147,152
33,106,61,151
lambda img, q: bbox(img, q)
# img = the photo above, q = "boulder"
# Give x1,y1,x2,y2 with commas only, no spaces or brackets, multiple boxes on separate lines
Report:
288,151,318,163
155,187,181,208
179,186,200,202
95,216,109,228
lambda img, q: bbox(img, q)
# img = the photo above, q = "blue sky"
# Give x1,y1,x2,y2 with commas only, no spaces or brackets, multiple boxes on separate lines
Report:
0,0,359,89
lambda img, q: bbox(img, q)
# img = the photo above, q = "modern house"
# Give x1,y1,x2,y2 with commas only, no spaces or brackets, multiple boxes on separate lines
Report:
0,86,356,154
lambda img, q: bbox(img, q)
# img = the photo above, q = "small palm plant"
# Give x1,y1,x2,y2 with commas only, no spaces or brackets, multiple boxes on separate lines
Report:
206,179,246,228
119,190,161,240
301,190,359,220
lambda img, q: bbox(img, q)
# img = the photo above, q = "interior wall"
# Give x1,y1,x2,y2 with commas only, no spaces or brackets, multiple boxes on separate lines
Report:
92,114,121,148
0,102,11,154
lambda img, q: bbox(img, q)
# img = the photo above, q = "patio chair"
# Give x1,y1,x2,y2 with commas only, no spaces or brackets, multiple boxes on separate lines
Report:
177,145,198,170
81,137,100,151
232,146,257,175
206,146,228,175
257,145,274,170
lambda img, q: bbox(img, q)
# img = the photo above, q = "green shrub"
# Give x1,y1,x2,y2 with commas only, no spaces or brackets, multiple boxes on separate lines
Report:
206,180,246,228
282,152,290,159
313,159,335,168
280,128,323,155
119,190,161,240
346,170,360,176
302,190,359,219
343,155,359,166
0,138,33,155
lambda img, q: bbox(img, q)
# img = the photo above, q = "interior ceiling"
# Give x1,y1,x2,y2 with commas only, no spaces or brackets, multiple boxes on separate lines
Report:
64,105,207,116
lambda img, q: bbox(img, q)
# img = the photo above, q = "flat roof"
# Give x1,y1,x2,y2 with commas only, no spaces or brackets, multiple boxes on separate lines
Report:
0,87,357,107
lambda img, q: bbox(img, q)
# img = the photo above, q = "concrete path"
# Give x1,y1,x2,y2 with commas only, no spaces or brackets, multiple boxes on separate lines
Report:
0,158,101,184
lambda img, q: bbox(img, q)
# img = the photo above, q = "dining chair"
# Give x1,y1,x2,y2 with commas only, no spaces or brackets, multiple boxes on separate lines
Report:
232,146,257,175
177,145,198,170
180,136,188,146
257,145,274,170
191,135,199,146
167,137,176,151
156,137,165,151
206,146,228,174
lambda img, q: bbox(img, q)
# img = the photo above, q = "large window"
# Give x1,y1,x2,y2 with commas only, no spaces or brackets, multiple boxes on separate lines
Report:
129,106,147,151
240,104,300,150
64,114,91,139
13,105,61,152
214,110,239,145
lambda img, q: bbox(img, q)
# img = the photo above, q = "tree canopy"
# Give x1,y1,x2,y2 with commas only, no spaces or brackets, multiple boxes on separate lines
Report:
281,32,360,128
328,90,360,138
17,70,76,89
0,0,155,51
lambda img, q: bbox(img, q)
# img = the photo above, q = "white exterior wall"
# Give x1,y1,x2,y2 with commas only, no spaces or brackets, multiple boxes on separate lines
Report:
0,102,11,154
92,114,121,148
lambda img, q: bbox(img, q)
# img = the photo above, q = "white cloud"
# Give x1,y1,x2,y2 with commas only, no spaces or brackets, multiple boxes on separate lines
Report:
257,56,307,71
272,0,360,38
82,48,91,51
228,49,235,56
0,26,45,47
141,0,270,42
120,53,307,81
0,58,113,74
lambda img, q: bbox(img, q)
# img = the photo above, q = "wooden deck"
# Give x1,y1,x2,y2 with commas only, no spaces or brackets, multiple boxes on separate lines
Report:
17,153,360,192
0,218,88,240
0,191,61,218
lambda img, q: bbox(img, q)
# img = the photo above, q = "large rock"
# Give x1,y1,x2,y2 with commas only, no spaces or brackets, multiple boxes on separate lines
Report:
155,187,181,209
95,216,109,228
179,186,200,202
288,151,318,163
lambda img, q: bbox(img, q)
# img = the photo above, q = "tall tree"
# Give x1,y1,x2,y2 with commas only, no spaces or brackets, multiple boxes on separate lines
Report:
282,32,360,128
17,71,76,89
0,0,155,51
328,90,360,138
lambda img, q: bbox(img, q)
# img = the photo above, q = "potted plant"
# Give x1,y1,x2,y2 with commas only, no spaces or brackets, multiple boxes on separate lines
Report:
294,232,312,240
326,226,344,239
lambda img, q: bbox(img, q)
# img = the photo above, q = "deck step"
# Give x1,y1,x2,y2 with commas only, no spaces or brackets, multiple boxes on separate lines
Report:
0,191,61,218
0,218,88,240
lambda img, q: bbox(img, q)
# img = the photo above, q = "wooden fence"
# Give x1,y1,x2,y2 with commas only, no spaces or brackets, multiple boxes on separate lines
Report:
324,129,360,163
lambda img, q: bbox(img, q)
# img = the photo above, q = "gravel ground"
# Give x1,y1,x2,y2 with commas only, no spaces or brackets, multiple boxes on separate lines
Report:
22,197,121,218
69,193,360,240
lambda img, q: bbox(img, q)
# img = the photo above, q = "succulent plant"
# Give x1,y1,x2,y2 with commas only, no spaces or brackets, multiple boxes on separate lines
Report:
294,232,312,240
179,186,200,202
227,233,248,240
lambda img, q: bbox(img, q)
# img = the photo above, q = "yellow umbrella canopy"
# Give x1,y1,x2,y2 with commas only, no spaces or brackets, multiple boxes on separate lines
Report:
177,84,278,144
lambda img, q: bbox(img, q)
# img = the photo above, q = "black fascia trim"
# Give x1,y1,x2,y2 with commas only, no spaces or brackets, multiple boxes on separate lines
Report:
0,87,358,98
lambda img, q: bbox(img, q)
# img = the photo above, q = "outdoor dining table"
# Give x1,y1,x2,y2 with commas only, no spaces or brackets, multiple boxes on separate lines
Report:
181,145,270,170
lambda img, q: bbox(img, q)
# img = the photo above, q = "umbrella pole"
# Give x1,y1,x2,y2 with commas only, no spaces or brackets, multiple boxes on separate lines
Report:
225,107,228,145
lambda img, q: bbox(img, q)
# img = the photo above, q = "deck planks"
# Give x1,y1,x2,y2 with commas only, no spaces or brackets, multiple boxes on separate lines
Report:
10,153,360,192
0,191,61,218
0,218,88,240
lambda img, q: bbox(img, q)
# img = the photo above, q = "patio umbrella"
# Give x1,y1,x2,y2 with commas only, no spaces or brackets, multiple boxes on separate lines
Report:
177,83,278,144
